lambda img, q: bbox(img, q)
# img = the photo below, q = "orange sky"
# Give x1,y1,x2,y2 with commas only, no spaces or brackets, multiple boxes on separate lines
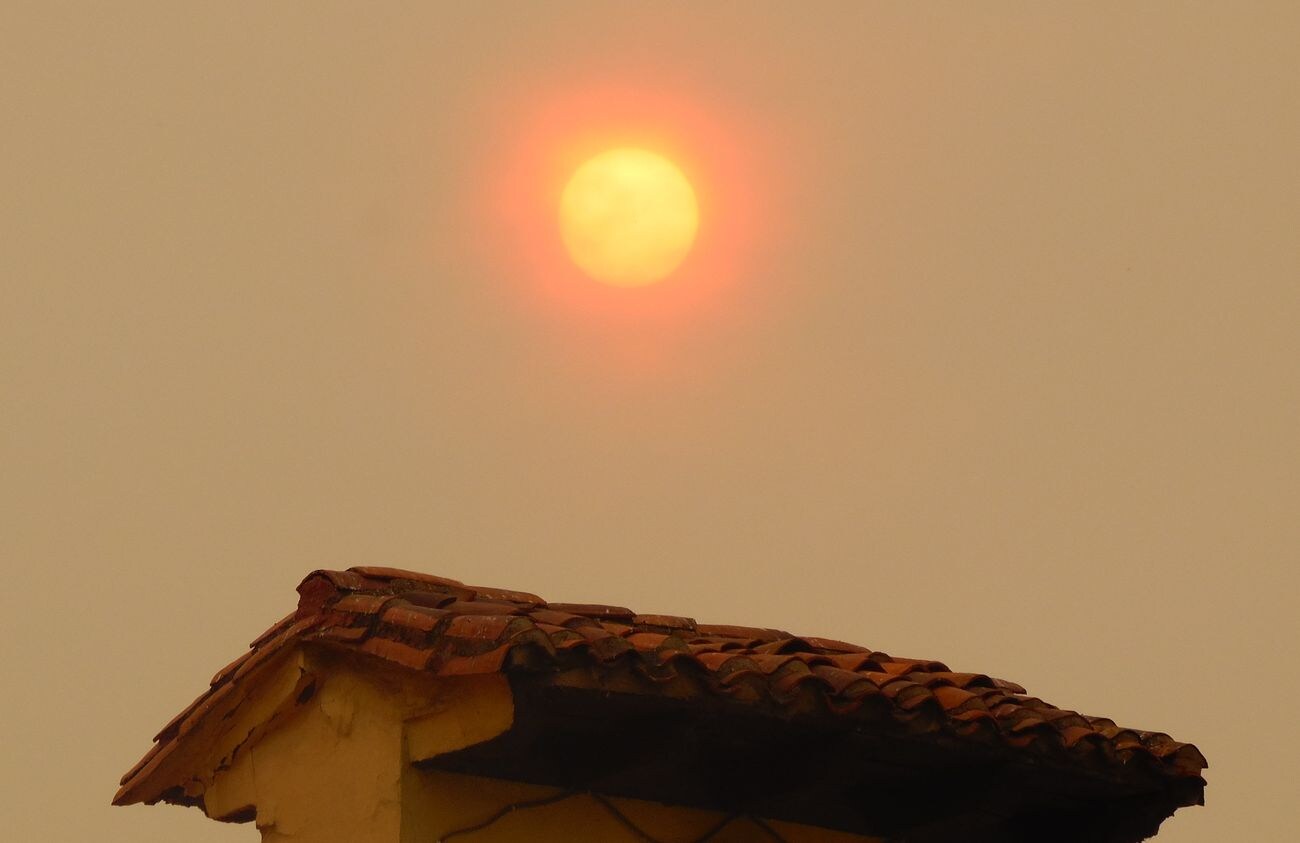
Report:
2,4,1298,842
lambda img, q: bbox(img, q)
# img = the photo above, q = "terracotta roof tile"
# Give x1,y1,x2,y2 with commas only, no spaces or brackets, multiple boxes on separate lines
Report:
632,613,697,631
466,586,545,606
318,625,368,643
440,643,512,675
380,602,448,633
527,608,587,627
694,623,791,642
625,631,670,650
331,593,394,615
348,566,465,588
546,602,635,621
117,566,1207,814
438,599,526,617
444,613,516,642
359,636,432,671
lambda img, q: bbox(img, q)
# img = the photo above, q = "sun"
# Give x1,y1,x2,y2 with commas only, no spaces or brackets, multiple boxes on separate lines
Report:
559,148,699,287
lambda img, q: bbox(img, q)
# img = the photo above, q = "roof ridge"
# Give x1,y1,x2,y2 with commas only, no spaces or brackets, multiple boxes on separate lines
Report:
116,565,1207,814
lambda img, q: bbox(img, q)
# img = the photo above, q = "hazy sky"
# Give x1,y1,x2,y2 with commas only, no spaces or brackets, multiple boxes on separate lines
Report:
2,3,1297,841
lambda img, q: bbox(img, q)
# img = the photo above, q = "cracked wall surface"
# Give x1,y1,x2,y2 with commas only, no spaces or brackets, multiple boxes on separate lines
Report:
403,768,880,843
207,657,406,842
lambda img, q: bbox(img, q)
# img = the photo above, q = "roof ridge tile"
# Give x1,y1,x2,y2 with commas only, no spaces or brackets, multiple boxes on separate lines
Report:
116,566,1207,815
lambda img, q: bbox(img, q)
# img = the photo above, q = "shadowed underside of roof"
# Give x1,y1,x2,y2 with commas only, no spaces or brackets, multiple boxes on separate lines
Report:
115,566,1206,841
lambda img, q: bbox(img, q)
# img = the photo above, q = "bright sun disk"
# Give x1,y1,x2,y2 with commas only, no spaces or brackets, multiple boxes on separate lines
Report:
559,147,699,287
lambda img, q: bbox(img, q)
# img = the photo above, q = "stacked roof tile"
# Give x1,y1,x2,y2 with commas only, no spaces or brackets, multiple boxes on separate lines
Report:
116,566,1206,826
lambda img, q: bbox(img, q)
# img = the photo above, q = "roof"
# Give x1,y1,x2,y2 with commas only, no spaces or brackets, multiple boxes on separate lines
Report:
116,567,1206,840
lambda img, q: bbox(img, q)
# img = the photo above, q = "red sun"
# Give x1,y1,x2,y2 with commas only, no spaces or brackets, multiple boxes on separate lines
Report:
474,81,781,350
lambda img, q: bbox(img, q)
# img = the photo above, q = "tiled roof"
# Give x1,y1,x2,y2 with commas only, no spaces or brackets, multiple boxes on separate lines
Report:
116,566,1206,819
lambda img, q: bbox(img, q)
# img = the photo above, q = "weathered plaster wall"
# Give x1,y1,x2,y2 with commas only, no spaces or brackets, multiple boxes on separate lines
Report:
204,650,877,842
207,659,408,842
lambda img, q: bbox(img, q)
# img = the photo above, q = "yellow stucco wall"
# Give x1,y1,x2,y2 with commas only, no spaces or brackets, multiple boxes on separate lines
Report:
202,647,878,843
207,653,409,842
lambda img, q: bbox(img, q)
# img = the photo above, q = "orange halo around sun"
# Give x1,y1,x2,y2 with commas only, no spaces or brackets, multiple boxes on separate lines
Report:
482,82,773,331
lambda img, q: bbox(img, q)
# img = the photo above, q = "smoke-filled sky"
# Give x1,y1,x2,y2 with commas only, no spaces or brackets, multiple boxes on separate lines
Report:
2,3,1297,841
